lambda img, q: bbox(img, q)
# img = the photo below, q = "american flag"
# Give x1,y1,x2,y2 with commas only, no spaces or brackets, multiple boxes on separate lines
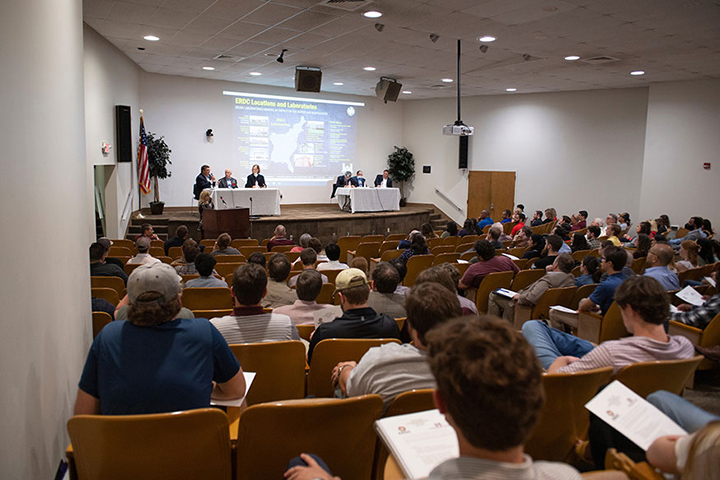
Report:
138,115,151,194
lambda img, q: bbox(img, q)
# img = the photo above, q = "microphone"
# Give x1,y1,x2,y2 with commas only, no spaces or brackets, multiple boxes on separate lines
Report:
220,196,228,207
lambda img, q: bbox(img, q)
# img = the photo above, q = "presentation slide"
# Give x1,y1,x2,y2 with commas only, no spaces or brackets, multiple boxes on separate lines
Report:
224,91,364,186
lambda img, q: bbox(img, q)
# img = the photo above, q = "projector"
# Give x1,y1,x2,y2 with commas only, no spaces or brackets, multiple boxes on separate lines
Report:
442,124,474,136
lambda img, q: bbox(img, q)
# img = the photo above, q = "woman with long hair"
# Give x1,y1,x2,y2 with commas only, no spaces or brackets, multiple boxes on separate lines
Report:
676,240,700,272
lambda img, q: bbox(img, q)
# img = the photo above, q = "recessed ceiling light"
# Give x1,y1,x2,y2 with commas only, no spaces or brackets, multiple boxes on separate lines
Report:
249,72,262,76
402,90,412,94
363,66,376,71
363,11,383,18
333,82,344,86
564,55,580,61
630,70,645,76
442,78,453,83
202,66,215,71
506,88,517,92
143,35,160,41
478,35,496,43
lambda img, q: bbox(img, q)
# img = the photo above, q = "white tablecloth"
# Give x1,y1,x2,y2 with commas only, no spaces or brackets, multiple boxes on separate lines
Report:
336,187,401,213
212,188,281,216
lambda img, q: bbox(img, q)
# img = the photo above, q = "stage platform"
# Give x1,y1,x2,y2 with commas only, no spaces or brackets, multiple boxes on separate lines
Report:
131,203,441,246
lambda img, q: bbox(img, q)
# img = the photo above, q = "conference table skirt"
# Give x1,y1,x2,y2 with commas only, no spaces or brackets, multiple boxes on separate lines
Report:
212,188,281,216
336,187,401,213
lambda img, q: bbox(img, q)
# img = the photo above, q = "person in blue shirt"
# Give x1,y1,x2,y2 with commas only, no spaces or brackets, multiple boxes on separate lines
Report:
477,209,494,231
643,244,680,291
575,256,600,287
580,246,629,315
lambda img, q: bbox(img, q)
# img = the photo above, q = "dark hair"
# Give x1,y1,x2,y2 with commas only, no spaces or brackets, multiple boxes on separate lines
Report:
588,225,601,238
415,266,457,295
232,263,268,306
201,164,210,172
474,240,496,261
608,224,622,237
446,221,458,236
247,251,266,268
175,225,188,238
529,234,545,252
405,283,462,344
89,242,106,262
217,233,231,249
299,248,317,266
296,269,323,301
517,212,526,222
308,237,323,255
182,239,200,263
127,292,182,327
502,209,512,218
571,233,589,252
141,223,153,235
634,234,651,258
638,221,651,235
614,276,669,325
340,282,370,305
520,226,532,238
325,243,341,261
410,233,428,255
426,316,544,450
420,223,436,238
554,226,567,239
516,204,525,211
389,258,407,283
697,238,715,265
702,219,714,236
691,216,704,230
268,253,291,282
534,210,543,219
372,262,400,293
463,219,474,231
582,256,601,283
659,215,670,227
579,210,588,219
603,246,627,271
545,235,563,253
488,226,501,241
194,252,216,277
554,254,575,274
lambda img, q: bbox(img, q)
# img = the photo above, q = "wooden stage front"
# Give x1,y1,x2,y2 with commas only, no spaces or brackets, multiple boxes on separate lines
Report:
133,203,438,246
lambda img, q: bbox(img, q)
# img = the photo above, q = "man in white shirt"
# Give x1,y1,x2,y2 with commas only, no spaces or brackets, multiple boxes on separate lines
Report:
373,169,393,188
126,237,160,265
275,270,334,325
316,243,348,272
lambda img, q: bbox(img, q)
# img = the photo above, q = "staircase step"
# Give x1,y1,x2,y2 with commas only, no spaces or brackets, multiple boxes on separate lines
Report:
131,217,169,225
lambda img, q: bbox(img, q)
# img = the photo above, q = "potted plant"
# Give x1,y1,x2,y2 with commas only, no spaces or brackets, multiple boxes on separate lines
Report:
146,132,172,215
387,145,415,207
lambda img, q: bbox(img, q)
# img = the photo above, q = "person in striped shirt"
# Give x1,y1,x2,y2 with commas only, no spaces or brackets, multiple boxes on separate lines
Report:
522,276,695,373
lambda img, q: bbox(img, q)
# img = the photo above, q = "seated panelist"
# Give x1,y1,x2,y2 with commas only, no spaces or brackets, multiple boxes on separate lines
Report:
245,164,267,188
349,170,366,188
374,169,393,188
218,169,238,189
193,164,215,200
331,171,352,198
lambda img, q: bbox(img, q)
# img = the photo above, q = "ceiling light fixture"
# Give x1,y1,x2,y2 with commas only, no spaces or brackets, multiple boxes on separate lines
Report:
374,23,385,32
564,55,580,61
143,35,160,41
479,45,489,53
363,66,376,71
429,33,440,43
202,66,215,71
249,72,262,76
506,88,517,92
333,82,344,86
630,70,645,76
363,11,382,18
478,35,496,43
402,90,412,94
442,78,454,83
276,48,288,63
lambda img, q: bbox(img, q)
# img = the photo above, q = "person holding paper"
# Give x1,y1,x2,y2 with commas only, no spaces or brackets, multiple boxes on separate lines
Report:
522,276,695,372
671,285,720,330
424,316,582,479
647,421,720,479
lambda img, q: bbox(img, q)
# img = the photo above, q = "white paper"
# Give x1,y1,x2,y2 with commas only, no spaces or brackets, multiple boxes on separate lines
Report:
669,305,679,314
493,288,518,299
585,380,686,451
550,305,577,314
675,286,705,307
704,276,717,288
210,371,256,407
456,259,469,264
375,409,459,480
502,253,519,260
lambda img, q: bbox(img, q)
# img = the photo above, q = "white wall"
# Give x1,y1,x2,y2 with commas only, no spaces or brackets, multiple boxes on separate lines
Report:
403,88,650,224
638,79,720,225
0,1,90,479
139,73,404,206
83,24,142,238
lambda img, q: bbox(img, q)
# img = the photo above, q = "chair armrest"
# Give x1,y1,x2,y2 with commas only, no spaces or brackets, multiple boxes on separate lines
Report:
577,311,603,344
513,304,533,330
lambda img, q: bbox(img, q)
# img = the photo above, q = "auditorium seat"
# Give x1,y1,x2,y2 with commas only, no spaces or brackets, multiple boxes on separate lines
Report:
199,239,216,249
181,287,233,310
572,249,592,262
577,301,628,344
669,313,720,371
570,284,598,310
191,309,232,320
91,276,125,298
214,254,246,264
474,271,514,314
214,263,243,278
231,238,259,248
238,245,264,258
613,355,703,397
337,236,362,263
295,324,314,341
270,245,294,253
348,242,381,264
379,240,400,254
511,269,545,291
433,253,460,265
430,245,454,255
91,287,119,306
167,246,183,259
513,286,576,330
385,233,406,242
92,311,113,339
316,282,335,304
403,254,434,286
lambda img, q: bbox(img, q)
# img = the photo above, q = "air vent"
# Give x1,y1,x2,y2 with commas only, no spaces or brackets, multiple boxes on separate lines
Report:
319,0,369,12
581,55,620,65
213,54,240,61
429,84,451,89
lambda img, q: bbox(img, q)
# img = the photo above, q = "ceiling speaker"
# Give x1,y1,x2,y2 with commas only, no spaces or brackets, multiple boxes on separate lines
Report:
375,77,402,103
295,67,322,92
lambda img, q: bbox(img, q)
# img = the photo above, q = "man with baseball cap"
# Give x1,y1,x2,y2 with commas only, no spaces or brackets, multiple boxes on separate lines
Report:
74,262,245,415
307,268,400,361
126,236,161,265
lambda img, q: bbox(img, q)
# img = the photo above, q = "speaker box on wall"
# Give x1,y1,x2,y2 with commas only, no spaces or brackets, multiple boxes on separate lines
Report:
115,105,132,163
459,135,469,169
375,78,402,103
295,67,322,92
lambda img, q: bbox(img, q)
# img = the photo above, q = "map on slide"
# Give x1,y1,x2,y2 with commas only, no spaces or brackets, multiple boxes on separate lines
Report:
232,94,358,185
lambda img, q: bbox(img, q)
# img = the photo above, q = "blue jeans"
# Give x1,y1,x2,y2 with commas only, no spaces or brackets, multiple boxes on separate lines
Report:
647,390,720,432
522,320,595,369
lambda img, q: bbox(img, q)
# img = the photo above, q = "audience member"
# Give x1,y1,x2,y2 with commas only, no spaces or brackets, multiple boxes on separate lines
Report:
274,270,334,325
366,262,407,319
487,225,504,249
458,219,475,237
500,209,513,224
442,221,459,238
647,421,720,480
671,216,706,246
575,256,601,287
211,263,300,343
133,223,160,242
307,268,400,361
308,237,327,262
175,239,201,275
267,225,295,251
633,233,652,258
570,232,589,252
96,237,124,269
389,257,410,295
643,243,680,290
676,240,700,272
184,253,227,288
606,224,622,246
316,243,348,271
542,207,557,224
512,225,533,249
426,263,479,315
290,233,312,253
349,256,369,275
586,225,602,249
671,274,720,330
522,234,545,260
262,253,297,308
420,222,438,239
477,210,494,231
530,210,544,227
288,248,329,287
89,242,128,284
246,251,266,268
74,262,245,415
91,297,115,319
211,233,241,257
399,232,430,263
164,225,188,256
531,235,563,270
571,210,588,231
458,240,520,290
127,237,161,265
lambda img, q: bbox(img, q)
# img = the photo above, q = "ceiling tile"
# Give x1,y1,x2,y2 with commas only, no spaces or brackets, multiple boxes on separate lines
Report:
241,3,304,27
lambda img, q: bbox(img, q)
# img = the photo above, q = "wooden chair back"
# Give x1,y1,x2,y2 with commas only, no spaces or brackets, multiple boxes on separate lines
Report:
512,258,529,270
92,311,113,339
214,263,243,278
403,254,434,286
229,341,306,405
475,271,515,314
320,269,344,285
452,263,470,277
674,227,689,239
307,338,401,397
572,249,592,262
668,313,720,370
379,240,400,253
261,238,270,246
613,355,704,398
238,245,265,258
380,249,402,262
570,283,598,309
604,449,663,480
678,266,705,284
108,245,132,257
91,276,125,298
236,396,383,480
431,245,455,255
361,234,384,243
199,239,216,249
271,244,294,253
180,274,199,284
168,246,183,259
442,236,460,246
571,265,582,277
577,302,628,344
426,237,443,248
156,256,173,264
296,324,315,341
316,282,336,304
433,253,460,265
511,269,545,291
213,254,245,264
455,242,476,253
505,246,527,258
124,263,142,275
337,236,362,263
353,242,381,263
630,257,646,275
109,239,134,250
231,238,259,248
148,247,165,258
68,409,231,480
463,235,479,244
514,286,576,329
181,287,233,310
191,309,232,319
385,233,406,242
460,251,475,261
525,367,614,462
91,287,119,306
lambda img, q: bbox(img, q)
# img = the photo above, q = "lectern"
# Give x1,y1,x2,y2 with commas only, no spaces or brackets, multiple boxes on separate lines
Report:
202,208,249,240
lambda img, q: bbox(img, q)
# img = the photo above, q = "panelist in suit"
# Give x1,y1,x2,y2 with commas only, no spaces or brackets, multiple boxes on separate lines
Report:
349,170,366,188
374,169,393,188
218,169,238,189
331,171,352,198
193,164,215,200
245,164,267,188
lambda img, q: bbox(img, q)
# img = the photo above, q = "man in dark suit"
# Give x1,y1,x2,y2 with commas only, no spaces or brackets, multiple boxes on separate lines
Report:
349,170,366,187
218,169,238,188
193,164,215,200
245,164,266,188
373,169,393,188
331,171,352,198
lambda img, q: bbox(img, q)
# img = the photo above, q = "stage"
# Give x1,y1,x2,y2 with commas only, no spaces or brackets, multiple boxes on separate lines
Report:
131,203,441,246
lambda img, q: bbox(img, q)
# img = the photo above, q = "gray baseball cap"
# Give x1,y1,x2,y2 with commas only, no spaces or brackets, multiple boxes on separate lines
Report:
127,262,181,304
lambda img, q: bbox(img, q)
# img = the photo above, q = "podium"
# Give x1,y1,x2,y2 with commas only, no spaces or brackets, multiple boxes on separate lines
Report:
202,208,249,240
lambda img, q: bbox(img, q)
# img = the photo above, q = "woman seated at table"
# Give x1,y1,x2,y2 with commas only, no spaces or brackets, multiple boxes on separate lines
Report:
245,164,267,188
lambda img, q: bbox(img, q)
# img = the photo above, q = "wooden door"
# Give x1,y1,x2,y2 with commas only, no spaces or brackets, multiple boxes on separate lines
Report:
467,171,516,220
